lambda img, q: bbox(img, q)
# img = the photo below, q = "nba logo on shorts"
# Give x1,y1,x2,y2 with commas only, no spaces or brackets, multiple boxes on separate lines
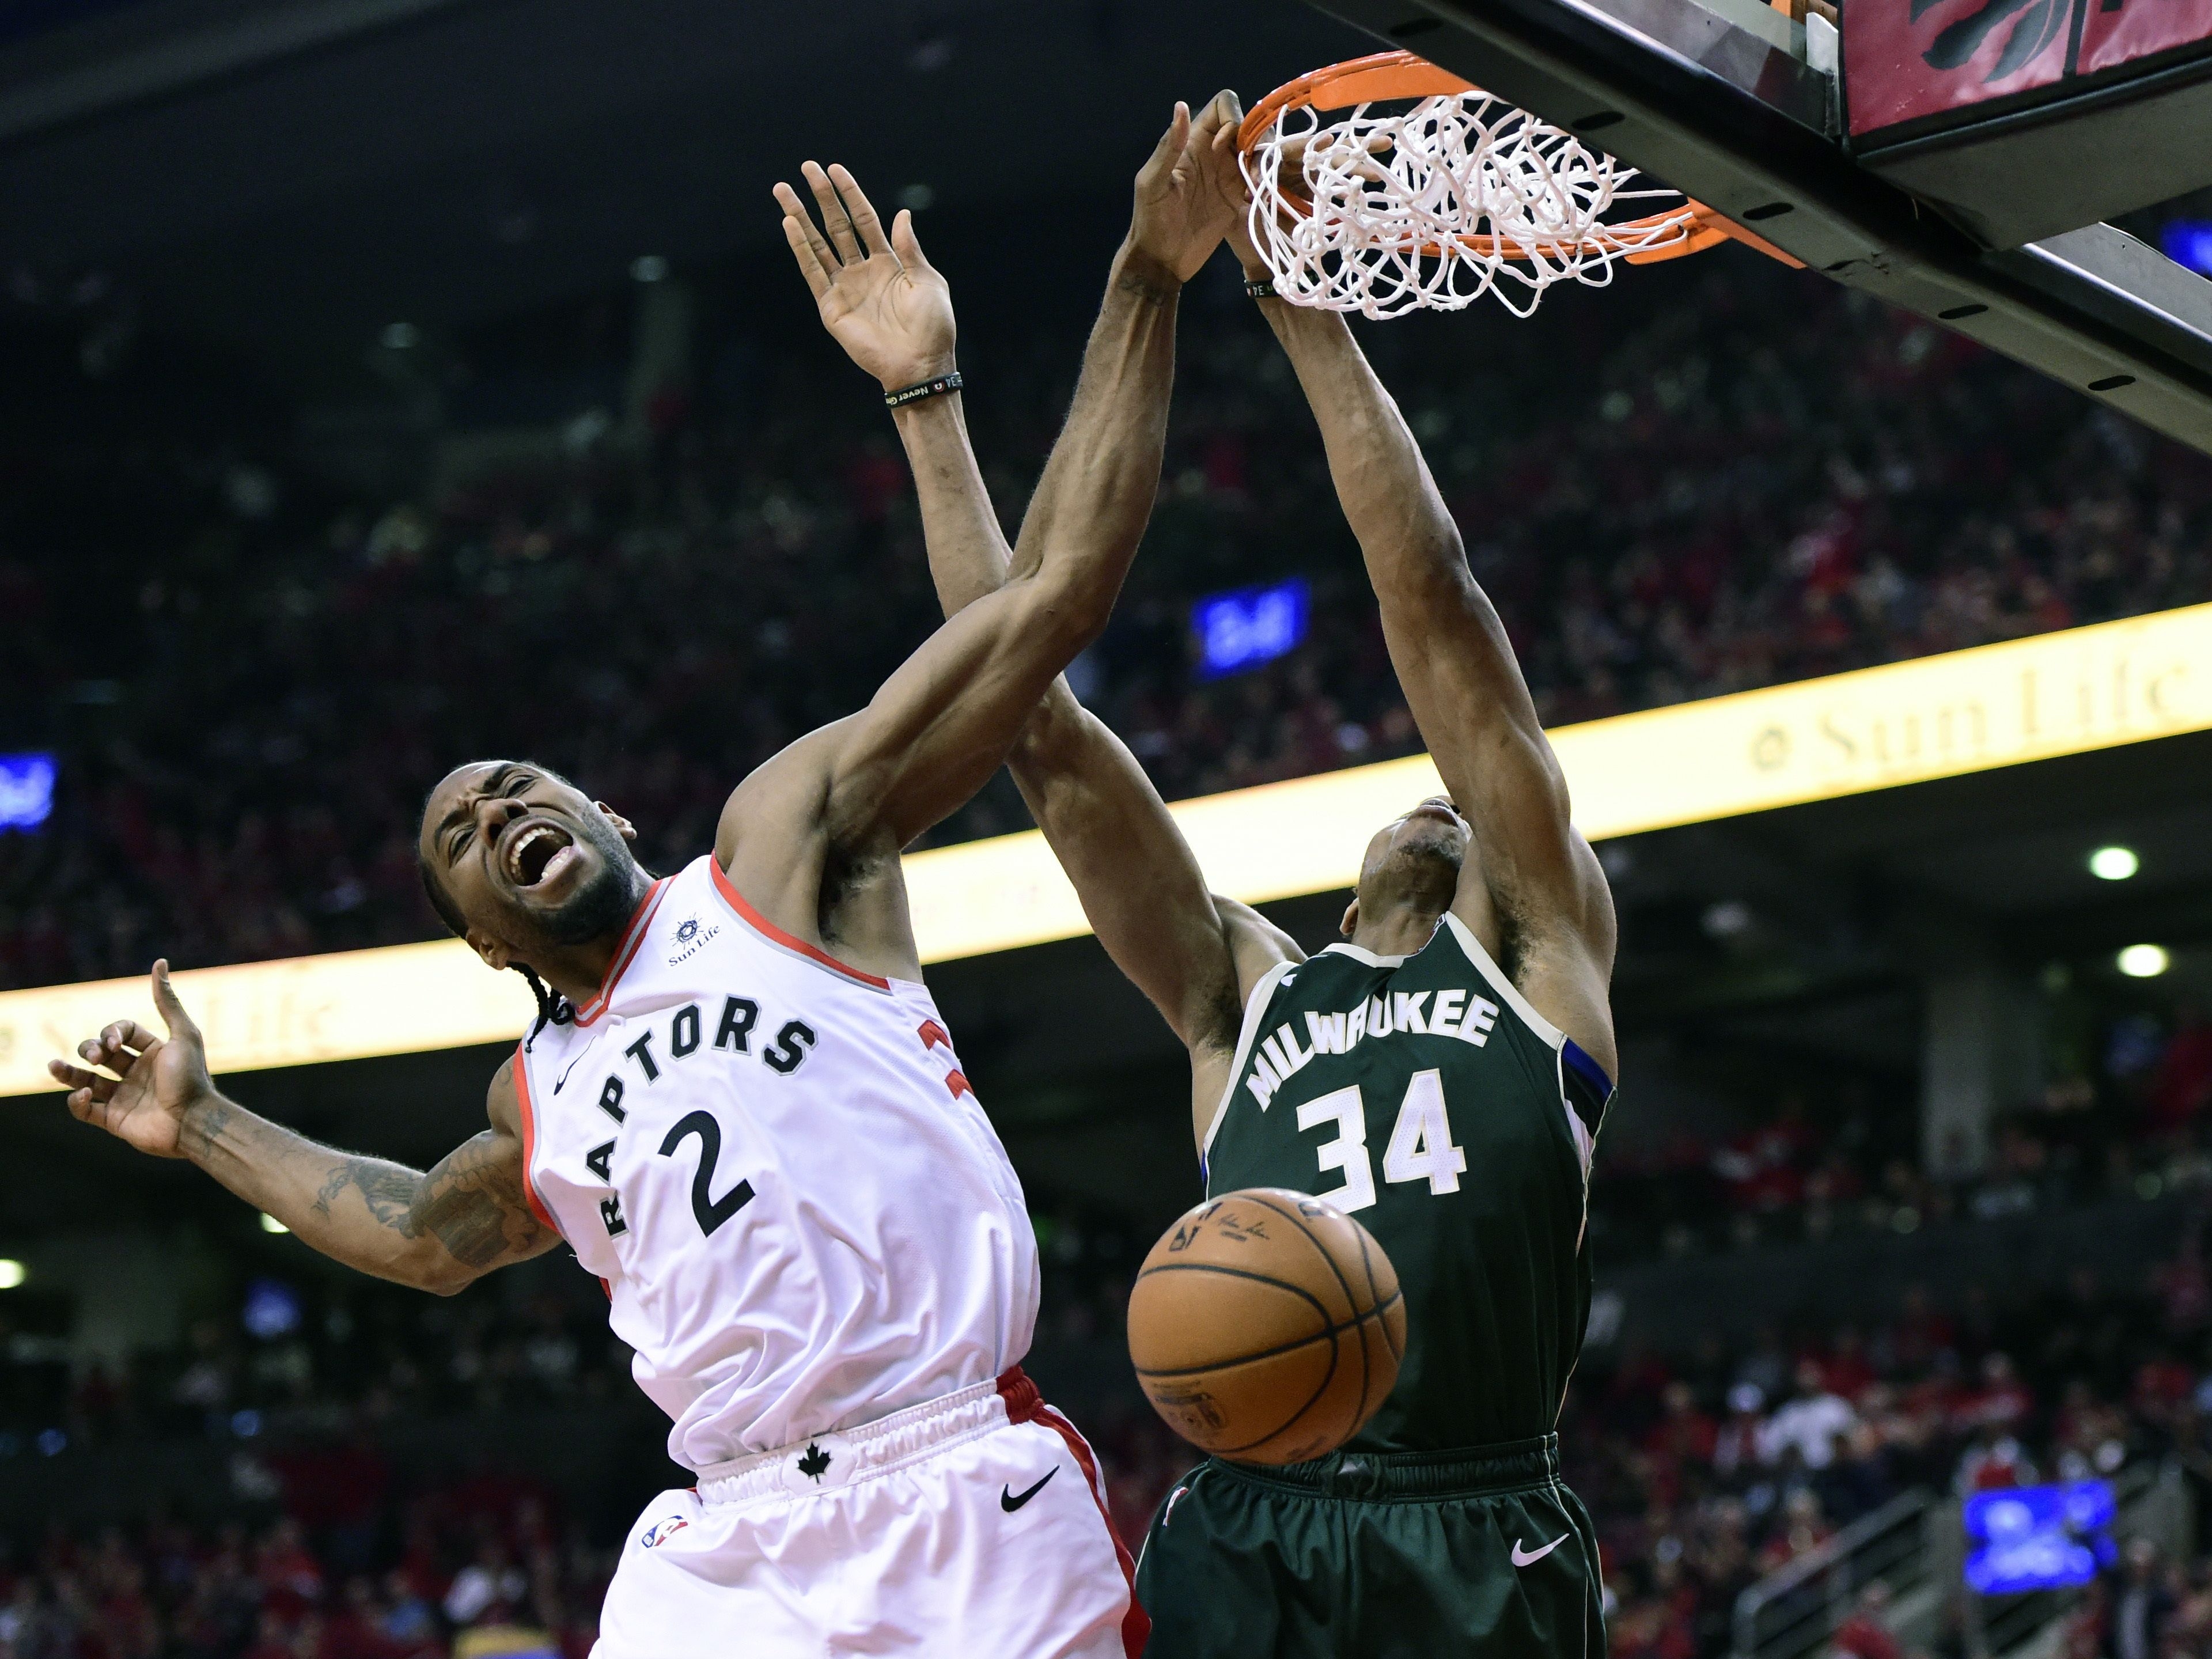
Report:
639,1517,690,1549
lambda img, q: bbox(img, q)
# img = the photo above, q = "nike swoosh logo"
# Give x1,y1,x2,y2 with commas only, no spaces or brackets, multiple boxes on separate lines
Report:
554,1055,584,1094
1512,1535,1567,1568
1001,1468,1056,1512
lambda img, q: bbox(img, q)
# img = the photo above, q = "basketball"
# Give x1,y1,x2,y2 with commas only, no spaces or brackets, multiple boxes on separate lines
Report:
1127,1187,1406,1465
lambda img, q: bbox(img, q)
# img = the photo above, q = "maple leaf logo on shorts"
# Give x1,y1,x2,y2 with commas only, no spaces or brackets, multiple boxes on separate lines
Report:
797,1443,833,1482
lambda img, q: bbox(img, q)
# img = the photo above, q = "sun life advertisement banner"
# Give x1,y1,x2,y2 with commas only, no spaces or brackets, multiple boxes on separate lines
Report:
2,603,2209,1095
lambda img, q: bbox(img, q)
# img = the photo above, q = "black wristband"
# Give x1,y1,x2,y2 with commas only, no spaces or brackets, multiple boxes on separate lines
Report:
1244,278,1278,301
884,371,963,409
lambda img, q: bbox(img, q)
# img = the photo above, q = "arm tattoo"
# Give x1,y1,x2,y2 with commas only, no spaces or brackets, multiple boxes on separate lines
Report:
310,1132,548,1271
178,1096,235,1163
1112,270,1180,306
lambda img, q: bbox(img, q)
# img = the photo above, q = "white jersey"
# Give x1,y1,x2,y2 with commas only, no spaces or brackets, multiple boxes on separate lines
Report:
512,854,1040,1470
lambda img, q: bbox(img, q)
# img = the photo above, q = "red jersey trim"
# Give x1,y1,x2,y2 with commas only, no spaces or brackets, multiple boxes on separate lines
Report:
709,859,893,991
507,1044,562,1237
573,877,672,1027
996,1368,1148,1658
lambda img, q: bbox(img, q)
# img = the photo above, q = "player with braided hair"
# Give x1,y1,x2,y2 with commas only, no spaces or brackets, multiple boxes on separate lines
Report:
44,103,1242,1658
414,768,586,1044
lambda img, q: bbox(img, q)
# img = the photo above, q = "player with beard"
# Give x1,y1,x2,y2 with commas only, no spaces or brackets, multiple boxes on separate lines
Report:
46,107,1241,1659
895,98,1620,1658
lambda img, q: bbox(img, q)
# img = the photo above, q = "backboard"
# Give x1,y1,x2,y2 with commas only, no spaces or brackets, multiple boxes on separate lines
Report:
1288,0,2212,457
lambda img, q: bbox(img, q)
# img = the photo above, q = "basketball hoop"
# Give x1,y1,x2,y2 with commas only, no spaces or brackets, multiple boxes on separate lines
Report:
1237,51,1799,319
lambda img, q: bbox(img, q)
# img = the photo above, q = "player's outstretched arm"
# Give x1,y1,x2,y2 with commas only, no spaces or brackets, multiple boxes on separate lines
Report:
742,120,1215,870
48,963,558,1295
801,100,1298,1123
880,97,1292,1066
1009,695,1287,1063
1203,116,1618,1069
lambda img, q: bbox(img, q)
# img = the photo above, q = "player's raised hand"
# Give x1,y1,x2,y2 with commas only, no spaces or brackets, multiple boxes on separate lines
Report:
47,960,216,1159
1194,90,1266,270
1202,104,1389,272
1127,91,1244,282
776,162,955,392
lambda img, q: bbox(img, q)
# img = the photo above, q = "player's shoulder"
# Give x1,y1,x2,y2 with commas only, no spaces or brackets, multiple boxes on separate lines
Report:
1217,898,1307,1020
713,719,853,869
1440,885,1619,1083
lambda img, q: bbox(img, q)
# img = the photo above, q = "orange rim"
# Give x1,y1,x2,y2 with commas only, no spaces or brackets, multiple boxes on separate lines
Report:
1234,48,1479,148
1238,50,1803,270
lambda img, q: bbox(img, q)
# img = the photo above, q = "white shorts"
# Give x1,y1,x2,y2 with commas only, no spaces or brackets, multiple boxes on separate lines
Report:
594,1369,1144,1658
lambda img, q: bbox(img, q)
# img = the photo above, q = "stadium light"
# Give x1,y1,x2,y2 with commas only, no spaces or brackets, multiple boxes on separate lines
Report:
2088,846,2140,881
2162,222,2212,276
259,1213,290,1234
378,322,418,350
0,754,55,831
1194,578,1310,679
2117,944,2171,979
630,255,669,283
0,1259,24,1289
1963,1482,2115,1594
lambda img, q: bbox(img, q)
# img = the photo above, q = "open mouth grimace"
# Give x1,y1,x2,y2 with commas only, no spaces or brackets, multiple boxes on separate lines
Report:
503,820,579,890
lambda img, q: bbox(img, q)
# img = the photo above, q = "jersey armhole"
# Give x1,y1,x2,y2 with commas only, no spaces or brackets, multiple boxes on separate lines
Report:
1556,1040,1613,1178
507,1044,564,1238
1439,912,1565,1047
1198,958,1299,1171
1442,912,1613,1177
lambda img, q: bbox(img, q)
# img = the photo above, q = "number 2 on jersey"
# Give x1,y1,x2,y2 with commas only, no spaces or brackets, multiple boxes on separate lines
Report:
1295,1069,1465,1213
658,1111,756,1236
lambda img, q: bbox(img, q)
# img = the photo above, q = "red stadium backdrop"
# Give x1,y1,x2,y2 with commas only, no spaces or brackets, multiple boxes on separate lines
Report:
1846,0,2212,134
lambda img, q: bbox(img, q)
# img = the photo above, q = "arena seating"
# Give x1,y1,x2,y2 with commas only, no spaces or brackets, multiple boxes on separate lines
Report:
7,200,2212,1659
8,1200,2212,1657
2,257,2206,992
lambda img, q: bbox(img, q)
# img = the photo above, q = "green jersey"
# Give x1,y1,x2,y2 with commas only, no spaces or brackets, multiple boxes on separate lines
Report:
1202,912,1613,1453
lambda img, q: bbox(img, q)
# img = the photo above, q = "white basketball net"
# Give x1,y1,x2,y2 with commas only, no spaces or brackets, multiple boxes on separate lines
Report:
1243,92,1699,319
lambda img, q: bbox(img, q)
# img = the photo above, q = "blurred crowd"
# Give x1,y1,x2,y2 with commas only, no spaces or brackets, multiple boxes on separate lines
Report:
0,1476,613,1658
1567,1219,2212,1659
1596,1003,2212,1265
2061,1537,2212,1659
0,1275,641,1459
3,243,2209,991
0,1269,661,1658
11,1206,2212,1658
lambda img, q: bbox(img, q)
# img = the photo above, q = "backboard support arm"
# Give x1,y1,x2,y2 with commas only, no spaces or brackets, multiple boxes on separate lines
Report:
1295,0,2212,456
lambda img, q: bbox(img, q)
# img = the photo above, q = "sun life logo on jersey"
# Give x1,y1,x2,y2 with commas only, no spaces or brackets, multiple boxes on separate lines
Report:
666,914,720,967
638,1517,690,1549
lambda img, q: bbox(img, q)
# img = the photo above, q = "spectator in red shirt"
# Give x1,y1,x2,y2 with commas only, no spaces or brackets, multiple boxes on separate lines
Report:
1646,1381,1720,1467
323,1577,406,1659
1756,1490,1834,1573
1820,1330,1877,1403
1955,1430,2037,1493
1953,1352,2033,1434
1713,1099,1816,1213
1834,1582,1903,1659
255,1520,324,1625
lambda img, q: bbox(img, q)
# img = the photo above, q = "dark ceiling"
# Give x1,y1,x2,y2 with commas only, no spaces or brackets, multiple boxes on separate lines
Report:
0,0,1364,360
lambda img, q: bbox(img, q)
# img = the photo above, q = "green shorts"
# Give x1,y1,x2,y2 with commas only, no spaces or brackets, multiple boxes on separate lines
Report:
1132,1433,1605,1659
